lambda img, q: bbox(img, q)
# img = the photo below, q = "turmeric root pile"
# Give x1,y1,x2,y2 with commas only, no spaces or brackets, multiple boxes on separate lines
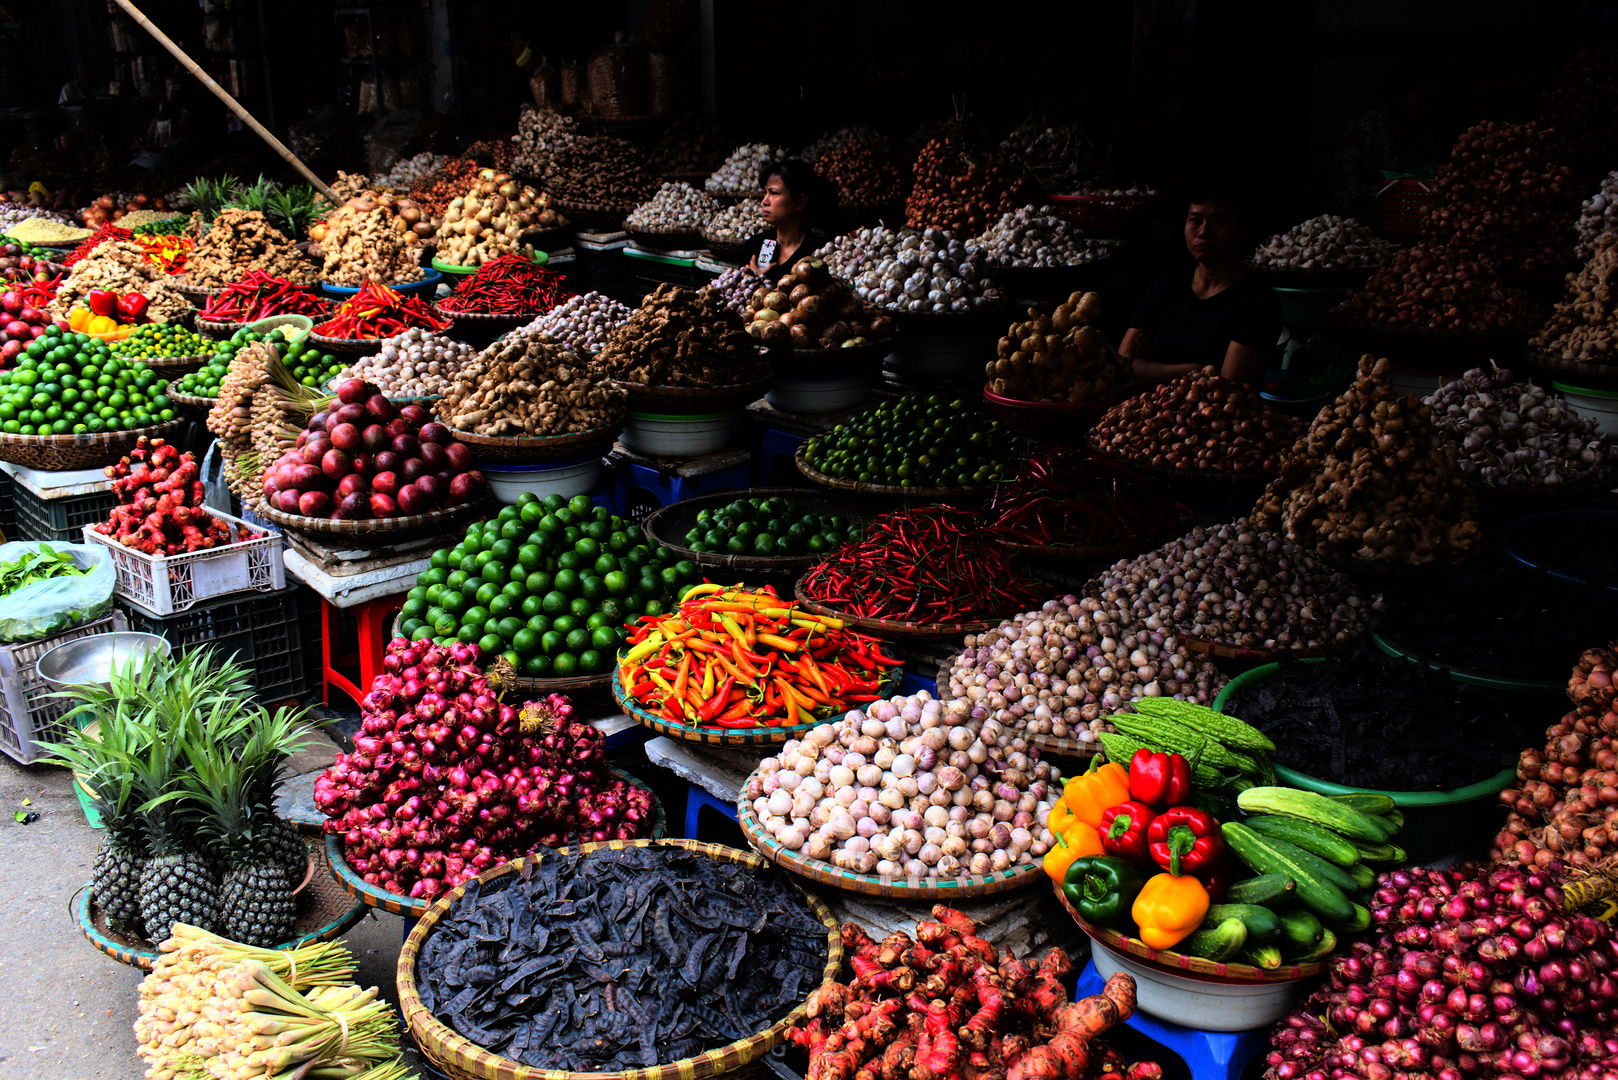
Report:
988,291,1133,404
792,906,1159,1080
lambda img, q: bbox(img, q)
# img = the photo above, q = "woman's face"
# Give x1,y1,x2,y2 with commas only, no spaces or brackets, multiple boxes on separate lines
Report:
1184,199,1245,266
761,173,806,227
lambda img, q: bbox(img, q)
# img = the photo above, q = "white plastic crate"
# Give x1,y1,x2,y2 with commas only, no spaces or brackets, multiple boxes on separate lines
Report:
81,508,286,616
0,611,127,765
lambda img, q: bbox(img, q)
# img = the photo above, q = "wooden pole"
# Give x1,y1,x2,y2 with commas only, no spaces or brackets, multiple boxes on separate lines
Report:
111,0,337,202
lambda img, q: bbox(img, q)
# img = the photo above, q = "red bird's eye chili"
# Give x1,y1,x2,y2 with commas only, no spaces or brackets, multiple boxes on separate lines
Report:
63,224,134,266
435,254,575,316
198,269,331,322
314,280,452,339
980,449,1189,548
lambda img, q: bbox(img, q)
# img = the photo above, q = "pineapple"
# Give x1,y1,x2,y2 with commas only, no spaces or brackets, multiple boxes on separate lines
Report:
189,747,296,948
242,705,322,885
134,758,220,943
45,716,150,929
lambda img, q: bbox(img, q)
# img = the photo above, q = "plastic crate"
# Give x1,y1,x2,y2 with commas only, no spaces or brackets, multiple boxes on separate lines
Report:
15,484,117,545
1378,177,1435,235
0,470,15,540
82,509,286,616
121,586,307,704
0,612,128,765
625,247,701,298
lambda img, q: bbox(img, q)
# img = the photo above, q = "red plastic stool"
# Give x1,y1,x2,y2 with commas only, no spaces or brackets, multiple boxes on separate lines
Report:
319,592,407,709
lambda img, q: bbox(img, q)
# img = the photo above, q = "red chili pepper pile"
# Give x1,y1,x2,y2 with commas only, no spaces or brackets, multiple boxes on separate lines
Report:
199,269,331,322
17,274,60,309
436,254,575,315
63,224,134,266
981,450,1189,548
800,507,1045,624
96,437,248,555
313,280,451,339
135,233,193,275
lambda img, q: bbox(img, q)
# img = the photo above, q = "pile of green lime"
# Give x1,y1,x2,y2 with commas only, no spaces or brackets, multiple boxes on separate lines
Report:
3,327,174,434
282,336,343,389
805,392,1025,488
174,326,291,398
400,493,703,679
684,495,861,556
110,322,211,360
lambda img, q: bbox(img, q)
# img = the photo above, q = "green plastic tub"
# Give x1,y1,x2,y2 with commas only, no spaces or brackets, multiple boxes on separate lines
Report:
1274,286,1350,335
1216,662,1518,863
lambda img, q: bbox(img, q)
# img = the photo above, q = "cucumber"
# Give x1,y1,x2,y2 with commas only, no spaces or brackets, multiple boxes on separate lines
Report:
1206,903,1282,944
1347,862,1376,890
1129,698,1277,751
1245,815,1362,866
1237,787,1395,843
1384,809,1405,830
1276,907,1324,953
1244,832,1362,894
1223,821,1356,924
1326,903,1371,934
1225,873,1296,906
1351,839,1408,863
1297,928,1338,963
1236,943,1284,970
1178,917,1248,962
1327,792,1397,815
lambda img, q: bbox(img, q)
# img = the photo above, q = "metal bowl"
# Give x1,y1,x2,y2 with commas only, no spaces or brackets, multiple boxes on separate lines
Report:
36,633,172,695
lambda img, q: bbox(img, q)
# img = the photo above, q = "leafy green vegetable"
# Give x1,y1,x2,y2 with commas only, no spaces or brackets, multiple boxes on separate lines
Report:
0,545,86,597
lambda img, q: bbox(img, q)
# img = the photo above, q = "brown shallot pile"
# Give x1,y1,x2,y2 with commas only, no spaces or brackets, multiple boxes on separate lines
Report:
1089,368,1302,475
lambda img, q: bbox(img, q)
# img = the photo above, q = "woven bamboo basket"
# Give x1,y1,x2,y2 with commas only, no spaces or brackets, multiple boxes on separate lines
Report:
792,582,1013,644
447,420,625,465
250,495,490,537
614,667,902,747
639,488,871,573
612,373,774,416
552,199,634,232
792,443,992,502
1002,503,1197,560
397,838,843,1080
193,316,246,337
167,276,224,301
1523,347,1618,390
75,832,368,970
1182,634,1353,663
738,782,1045,900
1245,262,1378,290
324,768,668,919
440,309,546,329
699,234,757,265
131,351,213,376
307,332,386,355
0,418,187,470
707,188,765,204
166,389,217,412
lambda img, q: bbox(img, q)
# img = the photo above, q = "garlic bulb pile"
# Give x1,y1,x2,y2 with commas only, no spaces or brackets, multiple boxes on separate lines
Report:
820,225,908,280
971,205,1105,268
853,228,1003,313
708,265,765,313
341,329,474,399
625,182,721,231
1427,367,1611,487
703,200,768,245
947,595,1225,742
1253,215,1395,270
742,691,1060,879
803,127,889,165
376,152,447,191
512,291,634,355
1576,171,1618,261
706,144,788,195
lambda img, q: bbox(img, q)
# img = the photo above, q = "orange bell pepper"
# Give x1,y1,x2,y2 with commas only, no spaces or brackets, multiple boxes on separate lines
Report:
1061,759,1131,828
1131,871,1210,950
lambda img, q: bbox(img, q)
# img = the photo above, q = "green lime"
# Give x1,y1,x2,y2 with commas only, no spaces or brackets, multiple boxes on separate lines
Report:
674,560,699,583
574,537,600,560
425,583,444,606
557,550,583,572
580,576,606,602
755,535,777,556
513,627,540,654
459,554,478,575
489,594,514,619
564,628,591,653
521,594,545,618
598,598,625,624
429,549,449,570
502,581,524,600
554,507,576,527
480,561,508,585
497,616,523,640
552,614,577,635
475,582,499,606
401,597,427,620
456,622,479,644
439,590,466,615
554,568,580,596
462,532,484,554
553,652,579,677
401,617,423,637
569,595,592,618
592,553,619,576
421,567,448,587
479,632,504,656
584,521,609,542
524,654,553,677
643,599,666,618
434,613,459,637
463,605,490,627
500,520,524,542
541,630,564,656
607,530,632,554
726,536,748,555
526,614,551,635
543,493,567,511
517,545,542,574
520,501,544,525
541,591,568,616
411,624,435,642
538,513,562,536
567,495,593,517
579,649,607,674
585,612,609,631
590,626,617,652
623,548,648,569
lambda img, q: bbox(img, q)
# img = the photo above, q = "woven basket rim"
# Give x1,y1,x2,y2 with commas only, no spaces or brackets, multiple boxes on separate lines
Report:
447,419,625,449
115,350,214,370
250,495,489,534
0,417,185,448
792,581,1007,640
793,441,990,499
639,487,873,572
439,308,548,322
389,607,616,691
611,372,774,399
1524,346,1618,379
553,197,639,215
613,668,826,746
396,838,843,1080
167,389,218,409
1182,633,1352,663
625,223,707,238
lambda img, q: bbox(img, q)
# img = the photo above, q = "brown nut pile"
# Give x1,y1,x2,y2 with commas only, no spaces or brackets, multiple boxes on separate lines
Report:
184,209,317,287
316,193,425,287
1253,354,1481,565
543,134,661,207
988,291,1133,403
1331,242,1542,331
591,283,764,387
1091,368,1304,474
744,257,895,350
905,135,1035,235
1537,46,1618,158
435,173,556,267
46,241,191,322
1530,234,1618,362
647,113,726,176
437,331,626,437
817,136,907,204
1420,120,1582,272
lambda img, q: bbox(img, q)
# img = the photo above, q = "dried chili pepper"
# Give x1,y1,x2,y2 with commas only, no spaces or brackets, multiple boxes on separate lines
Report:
980,449,1188,548
436,254,575,315
63,224,133,266
313,280,451,338
199,269,330,322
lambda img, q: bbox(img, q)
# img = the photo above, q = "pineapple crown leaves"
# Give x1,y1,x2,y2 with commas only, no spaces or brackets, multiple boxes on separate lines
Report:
264,185,319,240
39,712,150,830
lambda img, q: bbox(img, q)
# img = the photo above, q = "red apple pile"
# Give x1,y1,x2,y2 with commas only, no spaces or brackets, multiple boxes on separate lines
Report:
261,376,486,520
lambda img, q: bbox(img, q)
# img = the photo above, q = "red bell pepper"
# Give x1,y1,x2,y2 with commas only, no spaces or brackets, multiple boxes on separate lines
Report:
1129,748,1191,809
1201,856,1234,903
1147,805,1224,878
1098,800,1156,866
86,289,119,318
116,292,149,323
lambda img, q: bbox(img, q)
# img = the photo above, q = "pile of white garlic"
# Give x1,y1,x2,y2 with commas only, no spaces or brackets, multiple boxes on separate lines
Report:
702,200,768,245
743,691,1060,879
338,329,473,398
852,228,1003,313
971,205,1107,267
625,181,721,231
375,152,447,191
1253,215,1396,270
705,144,788,195
820,225,908,279
1427,366,1611,487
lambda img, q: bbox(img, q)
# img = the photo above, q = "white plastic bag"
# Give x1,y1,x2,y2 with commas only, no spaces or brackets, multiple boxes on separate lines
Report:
0,541,116,642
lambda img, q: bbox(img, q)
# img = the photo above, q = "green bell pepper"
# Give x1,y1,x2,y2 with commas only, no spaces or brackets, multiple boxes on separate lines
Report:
1063,855,1148,928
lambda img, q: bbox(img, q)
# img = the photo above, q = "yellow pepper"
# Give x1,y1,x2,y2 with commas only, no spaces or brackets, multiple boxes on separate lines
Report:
1047,798,1078,838
89,314,117,334
1061,760,1131,828
68,307,90,331
1042,821,1104,883
1131,871,1210,950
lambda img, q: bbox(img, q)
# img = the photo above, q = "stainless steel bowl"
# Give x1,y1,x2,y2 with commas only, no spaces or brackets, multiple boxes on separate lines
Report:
36,632,172,695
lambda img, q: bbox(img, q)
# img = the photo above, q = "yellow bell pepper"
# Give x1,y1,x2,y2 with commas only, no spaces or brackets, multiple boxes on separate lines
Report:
1061,760,1131,827
89,314,117,334
1131,871,1210,950
68,307,91,331
1042,821,1104,884
1047,797,1078,838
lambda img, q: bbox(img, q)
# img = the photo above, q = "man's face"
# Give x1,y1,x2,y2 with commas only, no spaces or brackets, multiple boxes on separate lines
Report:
1185,200,1243,264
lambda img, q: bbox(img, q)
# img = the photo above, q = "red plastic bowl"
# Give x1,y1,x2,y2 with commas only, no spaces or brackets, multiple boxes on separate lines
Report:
981,383,1118,445
1045,192,1163,237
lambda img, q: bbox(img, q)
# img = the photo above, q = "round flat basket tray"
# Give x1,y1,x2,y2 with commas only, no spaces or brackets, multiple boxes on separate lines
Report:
0,418,187,471
1321,549,1488,579
612,372,773,415
552,199,632,232
448,420,623,465
701,235,756,265
75,836,367,970
739,781,1043,900
1056,887,1326,984
432,252,548,278
131,351,213,375
614,668,884,747
1183,634,1352,663
250,495,489,537
439,308,546,328
793,582,1007,643
194,316,247,337
1084,439,1274,506
1326,313,1537,368
325,768,667,919
627,226,705,251
1469,473,1615,513
793,442,992,502
1524,347,1618,390
640,487,872,573
307,332,385,355
167,276,224,300
1004,503,1197,560
765,341,893,377
166,389,217,412
323,378,441,408
1497,508,1618,596
1246,262,1377,290
398,838,843,1080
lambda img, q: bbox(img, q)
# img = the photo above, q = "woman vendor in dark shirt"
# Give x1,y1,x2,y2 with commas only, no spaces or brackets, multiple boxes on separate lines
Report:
1120,189,1282,387
744,158,837,283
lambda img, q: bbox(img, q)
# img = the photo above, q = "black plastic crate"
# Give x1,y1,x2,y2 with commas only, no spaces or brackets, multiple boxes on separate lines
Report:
0,470,16,541
121,584,307,704
14,484,116,545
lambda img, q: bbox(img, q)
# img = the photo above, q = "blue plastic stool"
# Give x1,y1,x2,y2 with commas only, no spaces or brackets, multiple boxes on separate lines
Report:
684,785,739,840
613,460,753,525
756,428,807,487
1075,960,1270,1080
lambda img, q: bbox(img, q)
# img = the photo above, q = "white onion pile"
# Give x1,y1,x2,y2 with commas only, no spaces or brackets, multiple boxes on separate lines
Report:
703,200,768,245
340,329,474,399
743,691,1060,879
706,144,787,195
1253,214,1396,270
946,595,1224,742
1576,171,1618,261
1427,366,1611,487
512,291,633,354
971,205,1107,268
625,182,721,231
0,205,76,230
707,265,765,313
376,152,447,191
820,225,908,279
852,227,1003,313
512,108,578,179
